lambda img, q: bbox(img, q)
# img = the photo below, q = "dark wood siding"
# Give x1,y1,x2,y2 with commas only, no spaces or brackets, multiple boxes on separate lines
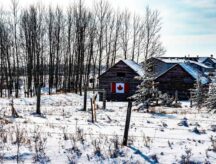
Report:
148,58,175,77
155,65,195,100
99,60,142,101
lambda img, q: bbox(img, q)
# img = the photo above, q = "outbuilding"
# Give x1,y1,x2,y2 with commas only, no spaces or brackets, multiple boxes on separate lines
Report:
98,60,144,101
154,63,210,100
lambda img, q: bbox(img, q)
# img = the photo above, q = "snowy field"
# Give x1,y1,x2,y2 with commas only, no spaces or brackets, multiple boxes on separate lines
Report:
0,93,216,163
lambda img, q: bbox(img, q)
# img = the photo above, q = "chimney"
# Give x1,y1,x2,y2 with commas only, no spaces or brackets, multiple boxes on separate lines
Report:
210,54,213,58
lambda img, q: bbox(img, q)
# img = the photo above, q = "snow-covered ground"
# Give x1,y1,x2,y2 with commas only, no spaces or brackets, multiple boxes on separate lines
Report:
0,93,216,163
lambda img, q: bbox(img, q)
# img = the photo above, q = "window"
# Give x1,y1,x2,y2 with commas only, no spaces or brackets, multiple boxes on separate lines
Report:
89,78,94,83
117,72,125,77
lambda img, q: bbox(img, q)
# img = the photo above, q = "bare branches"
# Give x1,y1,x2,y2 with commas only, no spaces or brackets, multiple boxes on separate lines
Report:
94,0,111,75
143,6,165,62
0,1,165,98
120,9,131,60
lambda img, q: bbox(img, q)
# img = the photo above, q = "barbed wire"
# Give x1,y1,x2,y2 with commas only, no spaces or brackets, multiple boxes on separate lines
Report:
1,109,215,123
0,99,215,144
2,118,215,134
3,128,212,143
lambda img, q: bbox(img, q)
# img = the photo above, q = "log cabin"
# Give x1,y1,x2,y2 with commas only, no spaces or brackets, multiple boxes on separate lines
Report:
99,57,213,101
98,60,144,101
148,57,215,77
154,63,210,100
157,55,216,69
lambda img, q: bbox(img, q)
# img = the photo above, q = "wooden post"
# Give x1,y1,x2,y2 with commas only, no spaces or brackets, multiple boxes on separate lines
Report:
102,90,106,109
92,94,97,122
90,98,94,123
190,99,192,108
83,85,87,111
30,88,33,97
94,96,97,122
122,101,132,146
11,97,19,118
156,89,159,105
175,90,178,103
36,85,41,115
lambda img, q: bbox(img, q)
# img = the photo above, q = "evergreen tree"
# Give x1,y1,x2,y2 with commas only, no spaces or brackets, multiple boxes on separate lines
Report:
132,61,158,110
190,76,207,109
205,75,216,112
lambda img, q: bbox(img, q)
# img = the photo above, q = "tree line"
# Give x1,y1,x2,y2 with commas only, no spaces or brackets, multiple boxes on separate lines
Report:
0,0,165,99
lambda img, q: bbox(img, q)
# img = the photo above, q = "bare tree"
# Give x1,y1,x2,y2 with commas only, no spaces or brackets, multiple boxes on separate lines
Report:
20,9,33,97
85,12,96,87
105,11,115,69
73,0,89,95
0,14,13,97
20,5,46,113
120,9,131,59
131,13,141,61
63,6,74,92
47,6,55,95
94,0,111,76
35,4,46,114
111,12,122,66
54,7,64,91
11,0,20,98
143,6,165,62
0,1,166,104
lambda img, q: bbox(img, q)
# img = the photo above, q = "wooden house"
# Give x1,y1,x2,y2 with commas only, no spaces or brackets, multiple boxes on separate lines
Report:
148,57,214,77
155,63,210,100
197,56,216,69
98,60,144,101
157,56,216,70
147,57,175,77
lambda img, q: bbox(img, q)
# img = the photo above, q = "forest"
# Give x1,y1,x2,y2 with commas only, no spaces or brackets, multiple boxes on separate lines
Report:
0,0,164,99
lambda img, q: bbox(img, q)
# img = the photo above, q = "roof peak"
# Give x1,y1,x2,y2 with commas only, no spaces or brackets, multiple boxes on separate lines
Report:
121,59,144,76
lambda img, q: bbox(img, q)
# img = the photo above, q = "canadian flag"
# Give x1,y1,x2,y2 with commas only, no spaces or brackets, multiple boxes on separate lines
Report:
111,82,129,93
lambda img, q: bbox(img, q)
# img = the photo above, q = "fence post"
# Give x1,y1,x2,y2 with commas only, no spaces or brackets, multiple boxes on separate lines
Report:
122,101,132,146
102,90,106,109
93,94,97,122
175,90,178,104
83,85,87,111
90,98,94,123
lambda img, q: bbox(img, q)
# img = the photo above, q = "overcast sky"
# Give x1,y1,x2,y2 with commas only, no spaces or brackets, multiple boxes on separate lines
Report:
1,0,216,58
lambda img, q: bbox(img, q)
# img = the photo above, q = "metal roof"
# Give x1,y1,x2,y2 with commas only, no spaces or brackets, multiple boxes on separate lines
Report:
122,60,144,76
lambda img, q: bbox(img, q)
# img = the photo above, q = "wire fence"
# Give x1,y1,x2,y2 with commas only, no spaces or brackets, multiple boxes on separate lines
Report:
1,111,215,125
0,97,215,144
1,104,215,123
1,117,214,144
6,119,213,132
2,127,212,143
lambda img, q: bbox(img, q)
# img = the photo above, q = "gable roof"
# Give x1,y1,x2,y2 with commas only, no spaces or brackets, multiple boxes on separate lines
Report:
179,63,210,84
122,60,144,76
99,59,144,78
189,61,213,69
155,63,210,85
157,58,213,69
158,56,216,64
197,57,208,63
158,58,186,63
212,58,216,63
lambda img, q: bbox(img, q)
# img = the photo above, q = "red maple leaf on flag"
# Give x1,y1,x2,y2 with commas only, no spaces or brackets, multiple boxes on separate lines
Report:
117,85,123,90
